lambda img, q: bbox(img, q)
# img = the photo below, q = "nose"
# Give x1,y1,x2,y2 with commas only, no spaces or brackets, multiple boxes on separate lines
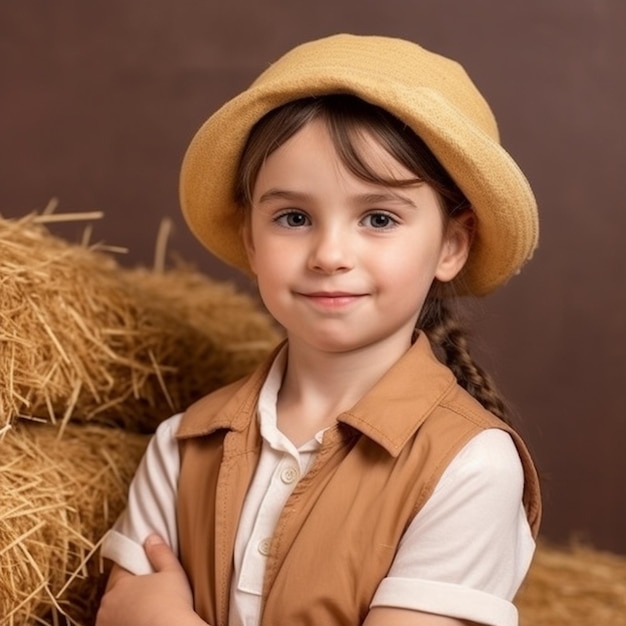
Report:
307,225,354,274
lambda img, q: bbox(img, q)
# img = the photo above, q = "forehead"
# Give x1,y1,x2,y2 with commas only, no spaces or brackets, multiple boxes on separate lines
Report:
255,117,417,186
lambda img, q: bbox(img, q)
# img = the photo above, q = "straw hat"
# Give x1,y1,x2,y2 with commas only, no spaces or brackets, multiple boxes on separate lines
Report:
180,34,538,295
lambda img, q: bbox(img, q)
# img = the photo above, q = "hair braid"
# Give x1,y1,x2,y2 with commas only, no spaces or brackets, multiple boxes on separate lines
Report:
419,295,511,425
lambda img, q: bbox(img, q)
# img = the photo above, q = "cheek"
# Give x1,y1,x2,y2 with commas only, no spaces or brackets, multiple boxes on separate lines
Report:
255,272,293,327
252,246,294,300
375,241,443,283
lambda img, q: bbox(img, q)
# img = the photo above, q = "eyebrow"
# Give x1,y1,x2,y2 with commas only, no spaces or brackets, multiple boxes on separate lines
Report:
358,192,417,209
257,189,417,208
257,189,312,204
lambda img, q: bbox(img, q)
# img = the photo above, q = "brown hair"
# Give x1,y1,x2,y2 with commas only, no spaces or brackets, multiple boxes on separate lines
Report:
235,95,510,424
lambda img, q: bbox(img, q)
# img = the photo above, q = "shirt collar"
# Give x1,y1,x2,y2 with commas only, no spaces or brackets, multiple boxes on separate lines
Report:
177,334,456,457
336,334,456,456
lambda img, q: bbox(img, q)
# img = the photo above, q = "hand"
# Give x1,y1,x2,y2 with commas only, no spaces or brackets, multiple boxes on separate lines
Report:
96,534,207,626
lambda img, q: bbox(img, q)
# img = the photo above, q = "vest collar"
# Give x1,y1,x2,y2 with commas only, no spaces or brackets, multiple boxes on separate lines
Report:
176,333,456,457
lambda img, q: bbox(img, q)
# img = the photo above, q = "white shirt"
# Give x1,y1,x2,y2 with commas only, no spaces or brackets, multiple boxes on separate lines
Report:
102,349,535,626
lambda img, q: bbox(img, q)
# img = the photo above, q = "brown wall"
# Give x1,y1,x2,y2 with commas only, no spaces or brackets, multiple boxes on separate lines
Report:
1,1,625,554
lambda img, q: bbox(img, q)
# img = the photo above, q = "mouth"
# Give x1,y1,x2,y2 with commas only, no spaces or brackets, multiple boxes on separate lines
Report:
297,291,367,309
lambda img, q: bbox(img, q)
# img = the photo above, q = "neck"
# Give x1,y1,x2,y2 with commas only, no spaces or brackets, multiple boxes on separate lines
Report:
276,335,412,445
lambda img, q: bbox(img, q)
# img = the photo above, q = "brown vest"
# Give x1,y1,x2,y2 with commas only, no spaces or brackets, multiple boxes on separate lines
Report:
176,335,542,626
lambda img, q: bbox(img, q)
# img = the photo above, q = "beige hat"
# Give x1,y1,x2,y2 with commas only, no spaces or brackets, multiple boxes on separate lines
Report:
180,34,538,295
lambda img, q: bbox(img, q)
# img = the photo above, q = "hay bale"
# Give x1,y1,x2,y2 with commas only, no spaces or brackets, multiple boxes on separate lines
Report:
0,213,281,434
125,265,281,395
0,422,148,626
517,542,626,625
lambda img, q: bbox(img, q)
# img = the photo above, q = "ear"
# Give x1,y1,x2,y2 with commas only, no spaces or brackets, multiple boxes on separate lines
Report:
241,215,257,275
435,210,474,283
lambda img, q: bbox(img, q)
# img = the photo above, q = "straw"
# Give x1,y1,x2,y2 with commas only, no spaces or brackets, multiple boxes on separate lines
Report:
0,213,281,434
0,422,149,625
517,541,626,625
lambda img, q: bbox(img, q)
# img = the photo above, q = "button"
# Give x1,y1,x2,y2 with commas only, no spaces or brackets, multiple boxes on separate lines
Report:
280,465,299,484
258,538,271,556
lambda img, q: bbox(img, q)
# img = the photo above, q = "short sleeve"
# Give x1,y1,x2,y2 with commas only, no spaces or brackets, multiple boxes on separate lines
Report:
370,429,535,626
100,413,182,574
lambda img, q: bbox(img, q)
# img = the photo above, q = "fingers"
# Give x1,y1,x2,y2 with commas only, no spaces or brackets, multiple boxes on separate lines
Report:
143,534,183,573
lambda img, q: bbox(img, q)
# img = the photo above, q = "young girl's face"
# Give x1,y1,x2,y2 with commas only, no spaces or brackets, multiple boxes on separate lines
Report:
244,118,470,356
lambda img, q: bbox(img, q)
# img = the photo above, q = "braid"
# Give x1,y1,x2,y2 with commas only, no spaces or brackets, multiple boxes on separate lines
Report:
418,294,511,425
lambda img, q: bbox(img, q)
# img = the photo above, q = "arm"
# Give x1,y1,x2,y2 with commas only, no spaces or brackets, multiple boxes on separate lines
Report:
364,608,480,626
364,430,535,626
101,414,181,574
97,415,198,624
96,535,208,626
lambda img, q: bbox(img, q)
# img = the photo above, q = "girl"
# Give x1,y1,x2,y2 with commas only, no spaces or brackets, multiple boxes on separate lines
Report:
97,34,541,626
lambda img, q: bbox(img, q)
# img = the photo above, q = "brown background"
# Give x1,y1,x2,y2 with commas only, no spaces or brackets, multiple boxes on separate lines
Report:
1,1,625,554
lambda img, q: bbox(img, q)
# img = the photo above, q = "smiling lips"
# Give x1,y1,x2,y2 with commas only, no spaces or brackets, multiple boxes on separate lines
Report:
298,291,367,310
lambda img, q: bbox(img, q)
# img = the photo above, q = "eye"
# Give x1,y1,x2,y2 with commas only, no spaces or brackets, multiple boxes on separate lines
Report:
274,210,310,228
363,212,398,229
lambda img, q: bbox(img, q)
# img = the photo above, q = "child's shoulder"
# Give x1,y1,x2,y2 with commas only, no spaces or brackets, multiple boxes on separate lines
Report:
438,379,506,430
